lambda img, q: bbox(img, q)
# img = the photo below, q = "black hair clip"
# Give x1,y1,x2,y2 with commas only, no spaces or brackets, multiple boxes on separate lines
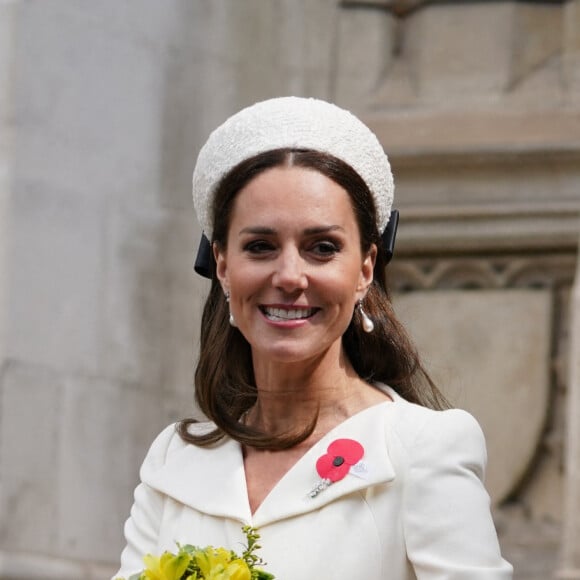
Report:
193,209,400,279
382,209,399,265
194,233,213,278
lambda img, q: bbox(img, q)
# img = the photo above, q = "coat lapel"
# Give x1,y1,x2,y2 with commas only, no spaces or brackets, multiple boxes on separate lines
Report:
143,402,396,527
253,402,396,526
143,434,253,524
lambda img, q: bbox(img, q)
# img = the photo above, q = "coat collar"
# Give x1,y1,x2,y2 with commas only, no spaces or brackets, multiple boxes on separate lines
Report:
143,400,397,527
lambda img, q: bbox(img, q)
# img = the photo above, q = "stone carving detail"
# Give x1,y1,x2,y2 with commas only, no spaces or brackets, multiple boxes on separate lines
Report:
389,254,577,292
390,252,576,511
340,0,569,107
342,0,566,15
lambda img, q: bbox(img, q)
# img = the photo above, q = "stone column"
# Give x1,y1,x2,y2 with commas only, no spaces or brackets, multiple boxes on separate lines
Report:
0,1,16,373
558,227,580,579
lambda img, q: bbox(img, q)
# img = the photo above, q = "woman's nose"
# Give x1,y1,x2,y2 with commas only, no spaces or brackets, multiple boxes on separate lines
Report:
272,248,308,292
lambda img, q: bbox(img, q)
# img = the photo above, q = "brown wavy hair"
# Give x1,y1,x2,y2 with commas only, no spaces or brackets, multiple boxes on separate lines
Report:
178,149,449,449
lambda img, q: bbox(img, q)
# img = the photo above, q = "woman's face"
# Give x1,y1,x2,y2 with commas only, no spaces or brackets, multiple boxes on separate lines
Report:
214,165,376,367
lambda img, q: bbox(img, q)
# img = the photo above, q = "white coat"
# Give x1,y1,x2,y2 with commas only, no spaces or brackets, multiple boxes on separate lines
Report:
114,386,513,579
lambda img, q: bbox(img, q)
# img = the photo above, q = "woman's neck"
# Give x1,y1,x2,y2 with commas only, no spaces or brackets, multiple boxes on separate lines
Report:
247,347,389,442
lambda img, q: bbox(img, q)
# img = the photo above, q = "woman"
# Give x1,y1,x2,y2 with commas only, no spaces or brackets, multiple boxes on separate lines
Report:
113,97,513,579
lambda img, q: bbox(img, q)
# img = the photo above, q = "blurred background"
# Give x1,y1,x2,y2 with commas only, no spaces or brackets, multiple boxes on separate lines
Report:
1,1,580,578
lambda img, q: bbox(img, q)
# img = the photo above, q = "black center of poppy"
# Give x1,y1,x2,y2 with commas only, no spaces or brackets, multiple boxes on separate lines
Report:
333,456,345,467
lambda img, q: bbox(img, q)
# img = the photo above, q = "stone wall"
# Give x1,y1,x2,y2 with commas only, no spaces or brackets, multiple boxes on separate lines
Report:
0,1,578,579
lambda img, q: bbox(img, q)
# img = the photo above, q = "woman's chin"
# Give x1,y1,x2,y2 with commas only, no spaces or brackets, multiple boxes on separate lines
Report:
250,337,340,368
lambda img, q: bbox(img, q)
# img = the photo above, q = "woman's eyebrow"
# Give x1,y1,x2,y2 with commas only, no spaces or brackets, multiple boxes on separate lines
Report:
238,226,276,236
238,225,345,236
303,225,345,235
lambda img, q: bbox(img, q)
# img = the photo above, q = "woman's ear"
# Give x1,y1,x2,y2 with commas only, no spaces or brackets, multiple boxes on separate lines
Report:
213,242,228,289
357,243,377,297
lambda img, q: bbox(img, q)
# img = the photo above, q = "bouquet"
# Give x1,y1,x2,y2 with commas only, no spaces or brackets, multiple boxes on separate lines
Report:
116,526,275,580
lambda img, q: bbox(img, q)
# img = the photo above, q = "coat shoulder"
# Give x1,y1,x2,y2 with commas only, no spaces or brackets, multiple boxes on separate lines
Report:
381,392,487,477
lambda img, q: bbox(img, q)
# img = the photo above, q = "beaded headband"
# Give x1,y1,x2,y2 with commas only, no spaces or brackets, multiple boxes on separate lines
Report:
192,96,394,240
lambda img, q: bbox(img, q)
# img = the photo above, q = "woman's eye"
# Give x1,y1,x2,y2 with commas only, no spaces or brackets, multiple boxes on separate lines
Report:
311,241,340,256
244,240,275,254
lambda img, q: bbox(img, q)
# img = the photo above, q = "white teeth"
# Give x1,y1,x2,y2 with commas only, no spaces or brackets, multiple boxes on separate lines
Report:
264,307,315,321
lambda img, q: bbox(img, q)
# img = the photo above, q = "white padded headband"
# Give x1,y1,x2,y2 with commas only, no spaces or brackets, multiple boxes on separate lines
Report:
192,96,394,239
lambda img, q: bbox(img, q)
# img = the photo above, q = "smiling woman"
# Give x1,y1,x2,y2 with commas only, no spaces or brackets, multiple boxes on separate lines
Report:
216,165,374,368
112,97,513,580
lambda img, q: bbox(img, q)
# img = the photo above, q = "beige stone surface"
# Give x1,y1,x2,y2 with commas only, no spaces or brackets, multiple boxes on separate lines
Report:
394,289,552,503
7,187,104,375
0,362,61,555
408,3,514,102
497,504,561,580
0,552,115,580
334,6,395,108
367,109,580,156
558,243,580,578
56,375,168,560
0,361,170,570
0,1,15,371
10,1,178,207
102,203,200,390
564,0,580,95
511,4,562,89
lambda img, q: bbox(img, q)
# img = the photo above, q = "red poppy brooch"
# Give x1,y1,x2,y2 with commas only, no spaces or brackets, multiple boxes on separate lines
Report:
308,438,365,498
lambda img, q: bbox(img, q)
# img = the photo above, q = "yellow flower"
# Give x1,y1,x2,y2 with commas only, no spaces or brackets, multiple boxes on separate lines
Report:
194,547,251,580
141,551,191,580
222,559,251,580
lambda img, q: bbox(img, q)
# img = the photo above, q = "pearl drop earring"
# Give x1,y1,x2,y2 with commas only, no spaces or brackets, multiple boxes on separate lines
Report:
225,290,236,327
358,299,374,333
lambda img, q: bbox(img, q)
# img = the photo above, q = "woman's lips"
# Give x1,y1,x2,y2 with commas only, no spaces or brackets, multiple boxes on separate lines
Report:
259,305,319,322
